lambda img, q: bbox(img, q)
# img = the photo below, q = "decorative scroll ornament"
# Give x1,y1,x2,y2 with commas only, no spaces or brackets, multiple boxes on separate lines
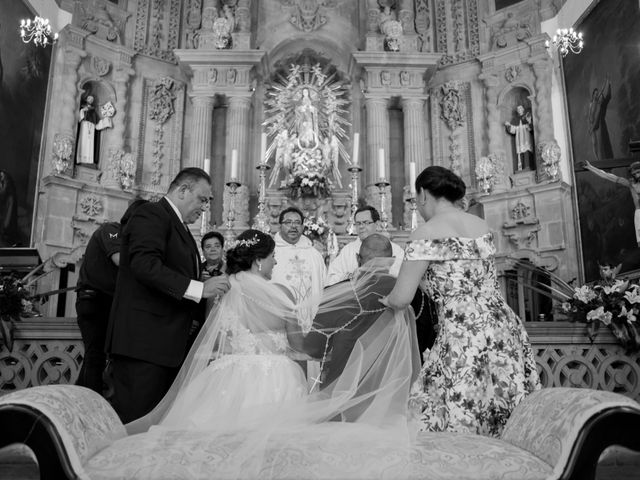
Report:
80,194,104,217
91,56,111,76
475,154,503,194
505,65,520,83
51,134,74,176
119,152,136,190
439,81,465,130
149,78,177,124
281,0,334,33
263,63,350,199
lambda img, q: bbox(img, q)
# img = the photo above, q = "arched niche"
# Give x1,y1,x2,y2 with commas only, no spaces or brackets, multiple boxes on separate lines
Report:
75,79,117,167
499,84,535,174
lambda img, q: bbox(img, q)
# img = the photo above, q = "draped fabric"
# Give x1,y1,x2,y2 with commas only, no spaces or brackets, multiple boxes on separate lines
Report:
126,259,421,478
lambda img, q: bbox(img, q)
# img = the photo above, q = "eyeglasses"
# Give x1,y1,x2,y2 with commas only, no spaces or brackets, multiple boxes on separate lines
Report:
281,220,303,226
355,221,375,227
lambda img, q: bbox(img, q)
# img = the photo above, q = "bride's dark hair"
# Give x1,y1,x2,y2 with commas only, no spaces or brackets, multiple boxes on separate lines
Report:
226,229,275,274
415,165,466,202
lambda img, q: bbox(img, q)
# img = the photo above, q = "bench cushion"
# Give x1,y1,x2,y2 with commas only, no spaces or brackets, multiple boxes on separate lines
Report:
85,429,552,480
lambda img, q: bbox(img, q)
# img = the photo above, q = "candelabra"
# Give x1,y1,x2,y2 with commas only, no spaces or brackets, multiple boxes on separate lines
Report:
252,162,272,234
406,196,419,232
19,17,58,47
375,178,390,232
224,179,241,242
545,28,584,57
200,204,211,237
346,164,363,235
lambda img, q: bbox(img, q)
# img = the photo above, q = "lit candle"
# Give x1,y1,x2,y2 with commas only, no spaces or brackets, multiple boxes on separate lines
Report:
409,161,417,196
203,158,210,175
230,149,238,180
260,132,267,164
352,133,359,165
377,148,386,180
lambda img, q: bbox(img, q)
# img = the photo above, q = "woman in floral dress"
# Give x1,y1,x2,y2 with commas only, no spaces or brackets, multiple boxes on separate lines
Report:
381,166,540,436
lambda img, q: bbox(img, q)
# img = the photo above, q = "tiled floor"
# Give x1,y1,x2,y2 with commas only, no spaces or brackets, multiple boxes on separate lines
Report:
1,444,639,480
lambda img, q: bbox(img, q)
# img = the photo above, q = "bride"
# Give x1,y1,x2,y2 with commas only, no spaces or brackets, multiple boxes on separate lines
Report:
125,229,421,479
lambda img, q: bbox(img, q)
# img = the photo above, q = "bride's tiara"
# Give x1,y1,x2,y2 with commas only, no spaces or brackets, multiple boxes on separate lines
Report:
227,235,260,250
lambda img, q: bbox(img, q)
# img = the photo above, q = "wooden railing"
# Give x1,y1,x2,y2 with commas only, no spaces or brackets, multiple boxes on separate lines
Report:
1,320,639,401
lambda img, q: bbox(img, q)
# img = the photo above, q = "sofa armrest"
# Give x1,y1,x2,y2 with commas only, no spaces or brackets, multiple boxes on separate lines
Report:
501,387,640,480
0,385,126,480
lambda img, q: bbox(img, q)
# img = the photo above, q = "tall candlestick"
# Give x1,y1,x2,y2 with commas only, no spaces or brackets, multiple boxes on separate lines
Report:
230,149,238,180
260,132,267,164
377,148,386,180
204,158,211,175
352,133,359,165
409,161,416,196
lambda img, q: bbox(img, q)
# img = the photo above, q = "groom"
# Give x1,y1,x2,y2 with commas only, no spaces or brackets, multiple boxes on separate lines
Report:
306,234,397,387
106,168,230,423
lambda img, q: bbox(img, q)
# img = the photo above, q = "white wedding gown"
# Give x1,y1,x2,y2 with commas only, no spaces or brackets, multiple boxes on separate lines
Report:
123,267,420,479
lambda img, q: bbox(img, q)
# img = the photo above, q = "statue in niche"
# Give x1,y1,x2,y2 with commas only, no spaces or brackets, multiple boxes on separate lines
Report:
588,77,613,162
76,94,106,165
581,160,640,247
264,63,349,197
505,105,534,171
196,0,234,49
295,88,319,149
378,4,403,51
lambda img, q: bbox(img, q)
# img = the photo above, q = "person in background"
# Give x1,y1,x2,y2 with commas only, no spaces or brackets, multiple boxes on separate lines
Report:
200,231,226,279
327,205,404,285
75,198,148,395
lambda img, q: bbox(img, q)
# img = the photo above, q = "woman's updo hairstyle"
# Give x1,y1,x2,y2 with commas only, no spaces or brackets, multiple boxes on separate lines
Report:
225,229,275,274
415,166,466,202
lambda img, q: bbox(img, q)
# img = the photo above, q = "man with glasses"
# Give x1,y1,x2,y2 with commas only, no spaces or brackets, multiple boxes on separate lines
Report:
327,205,404,286
106,168,231,423
271,206,326,329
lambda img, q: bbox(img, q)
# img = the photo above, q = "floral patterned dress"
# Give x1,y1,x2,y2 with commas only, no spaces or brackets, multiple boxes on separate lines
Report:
407,233,540,437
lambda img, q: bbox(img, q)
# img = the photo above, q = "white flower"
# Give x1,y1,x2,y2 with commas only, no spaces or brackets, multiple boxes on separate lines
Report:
561,302,572,313
574,285,597,303
619,305,637,323
586,306,612,325
624,286,640,304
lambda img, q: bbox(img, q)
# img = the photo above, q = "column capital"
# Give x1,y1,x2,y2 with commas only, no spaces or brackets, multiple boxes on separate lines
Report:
364,96,391,107
226,94,253,107
190,95,216,108
401,96,426,108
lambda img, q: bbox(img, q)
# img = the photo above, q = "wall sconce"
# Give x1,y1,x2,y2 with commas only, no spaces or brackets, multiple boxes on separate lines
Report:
545,28,584,57
19,16,58,47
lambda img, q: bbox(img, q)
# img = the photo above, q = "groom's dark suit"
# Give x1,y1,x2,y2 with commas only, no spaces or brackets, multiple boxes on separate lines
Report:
106,198,204,422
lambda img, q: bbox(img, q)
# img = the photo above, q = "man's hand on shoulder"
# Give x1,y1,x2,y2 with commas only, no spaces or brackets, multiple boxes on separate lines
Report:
203,275,230,298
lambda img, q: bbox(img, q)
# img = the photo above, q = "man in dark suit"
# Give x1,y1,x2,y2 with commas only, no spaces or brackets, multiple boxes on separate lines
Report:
305,234,397,387
106,168,230,423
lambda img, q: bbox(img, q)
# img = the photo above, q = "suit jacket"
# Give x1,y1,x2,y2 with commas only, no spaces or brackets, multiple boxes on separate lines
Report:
106,198,204,368
305,274,397,387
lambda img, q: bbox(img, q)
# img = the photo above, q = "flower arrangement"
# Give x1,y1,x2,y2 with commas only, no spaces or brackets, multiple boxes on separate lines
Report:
0,273,36,351
516,260,640,352
303,215,329,243
285,148,332,199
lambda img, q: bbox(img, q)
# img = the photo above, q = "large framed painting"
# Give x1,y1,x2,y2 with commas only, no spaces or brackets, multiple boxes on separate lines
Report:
563,0,640,282
0,1,53,247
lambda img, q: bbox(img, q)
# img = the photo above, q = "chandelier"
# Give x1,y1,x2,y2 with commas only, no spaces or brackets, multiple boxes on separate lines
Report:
19,16,58,47
545,28,584,57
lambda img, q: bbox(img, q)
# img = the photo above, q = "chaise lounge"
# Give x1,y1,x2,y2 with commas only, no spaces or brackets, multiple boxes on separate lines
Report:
0,384,639,479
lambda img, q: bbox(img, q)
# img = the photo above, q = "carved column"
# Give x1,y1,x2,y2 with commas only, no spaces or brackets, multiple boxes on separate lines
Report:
111,68,134,152
402,97,426,175
398,0,416,34
225,94,252,228
364,96,390,184
479,73,503,155
225,95,252,182
60,48,86,138
530,58,554,142
189,95,216,170
364,96,392,225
